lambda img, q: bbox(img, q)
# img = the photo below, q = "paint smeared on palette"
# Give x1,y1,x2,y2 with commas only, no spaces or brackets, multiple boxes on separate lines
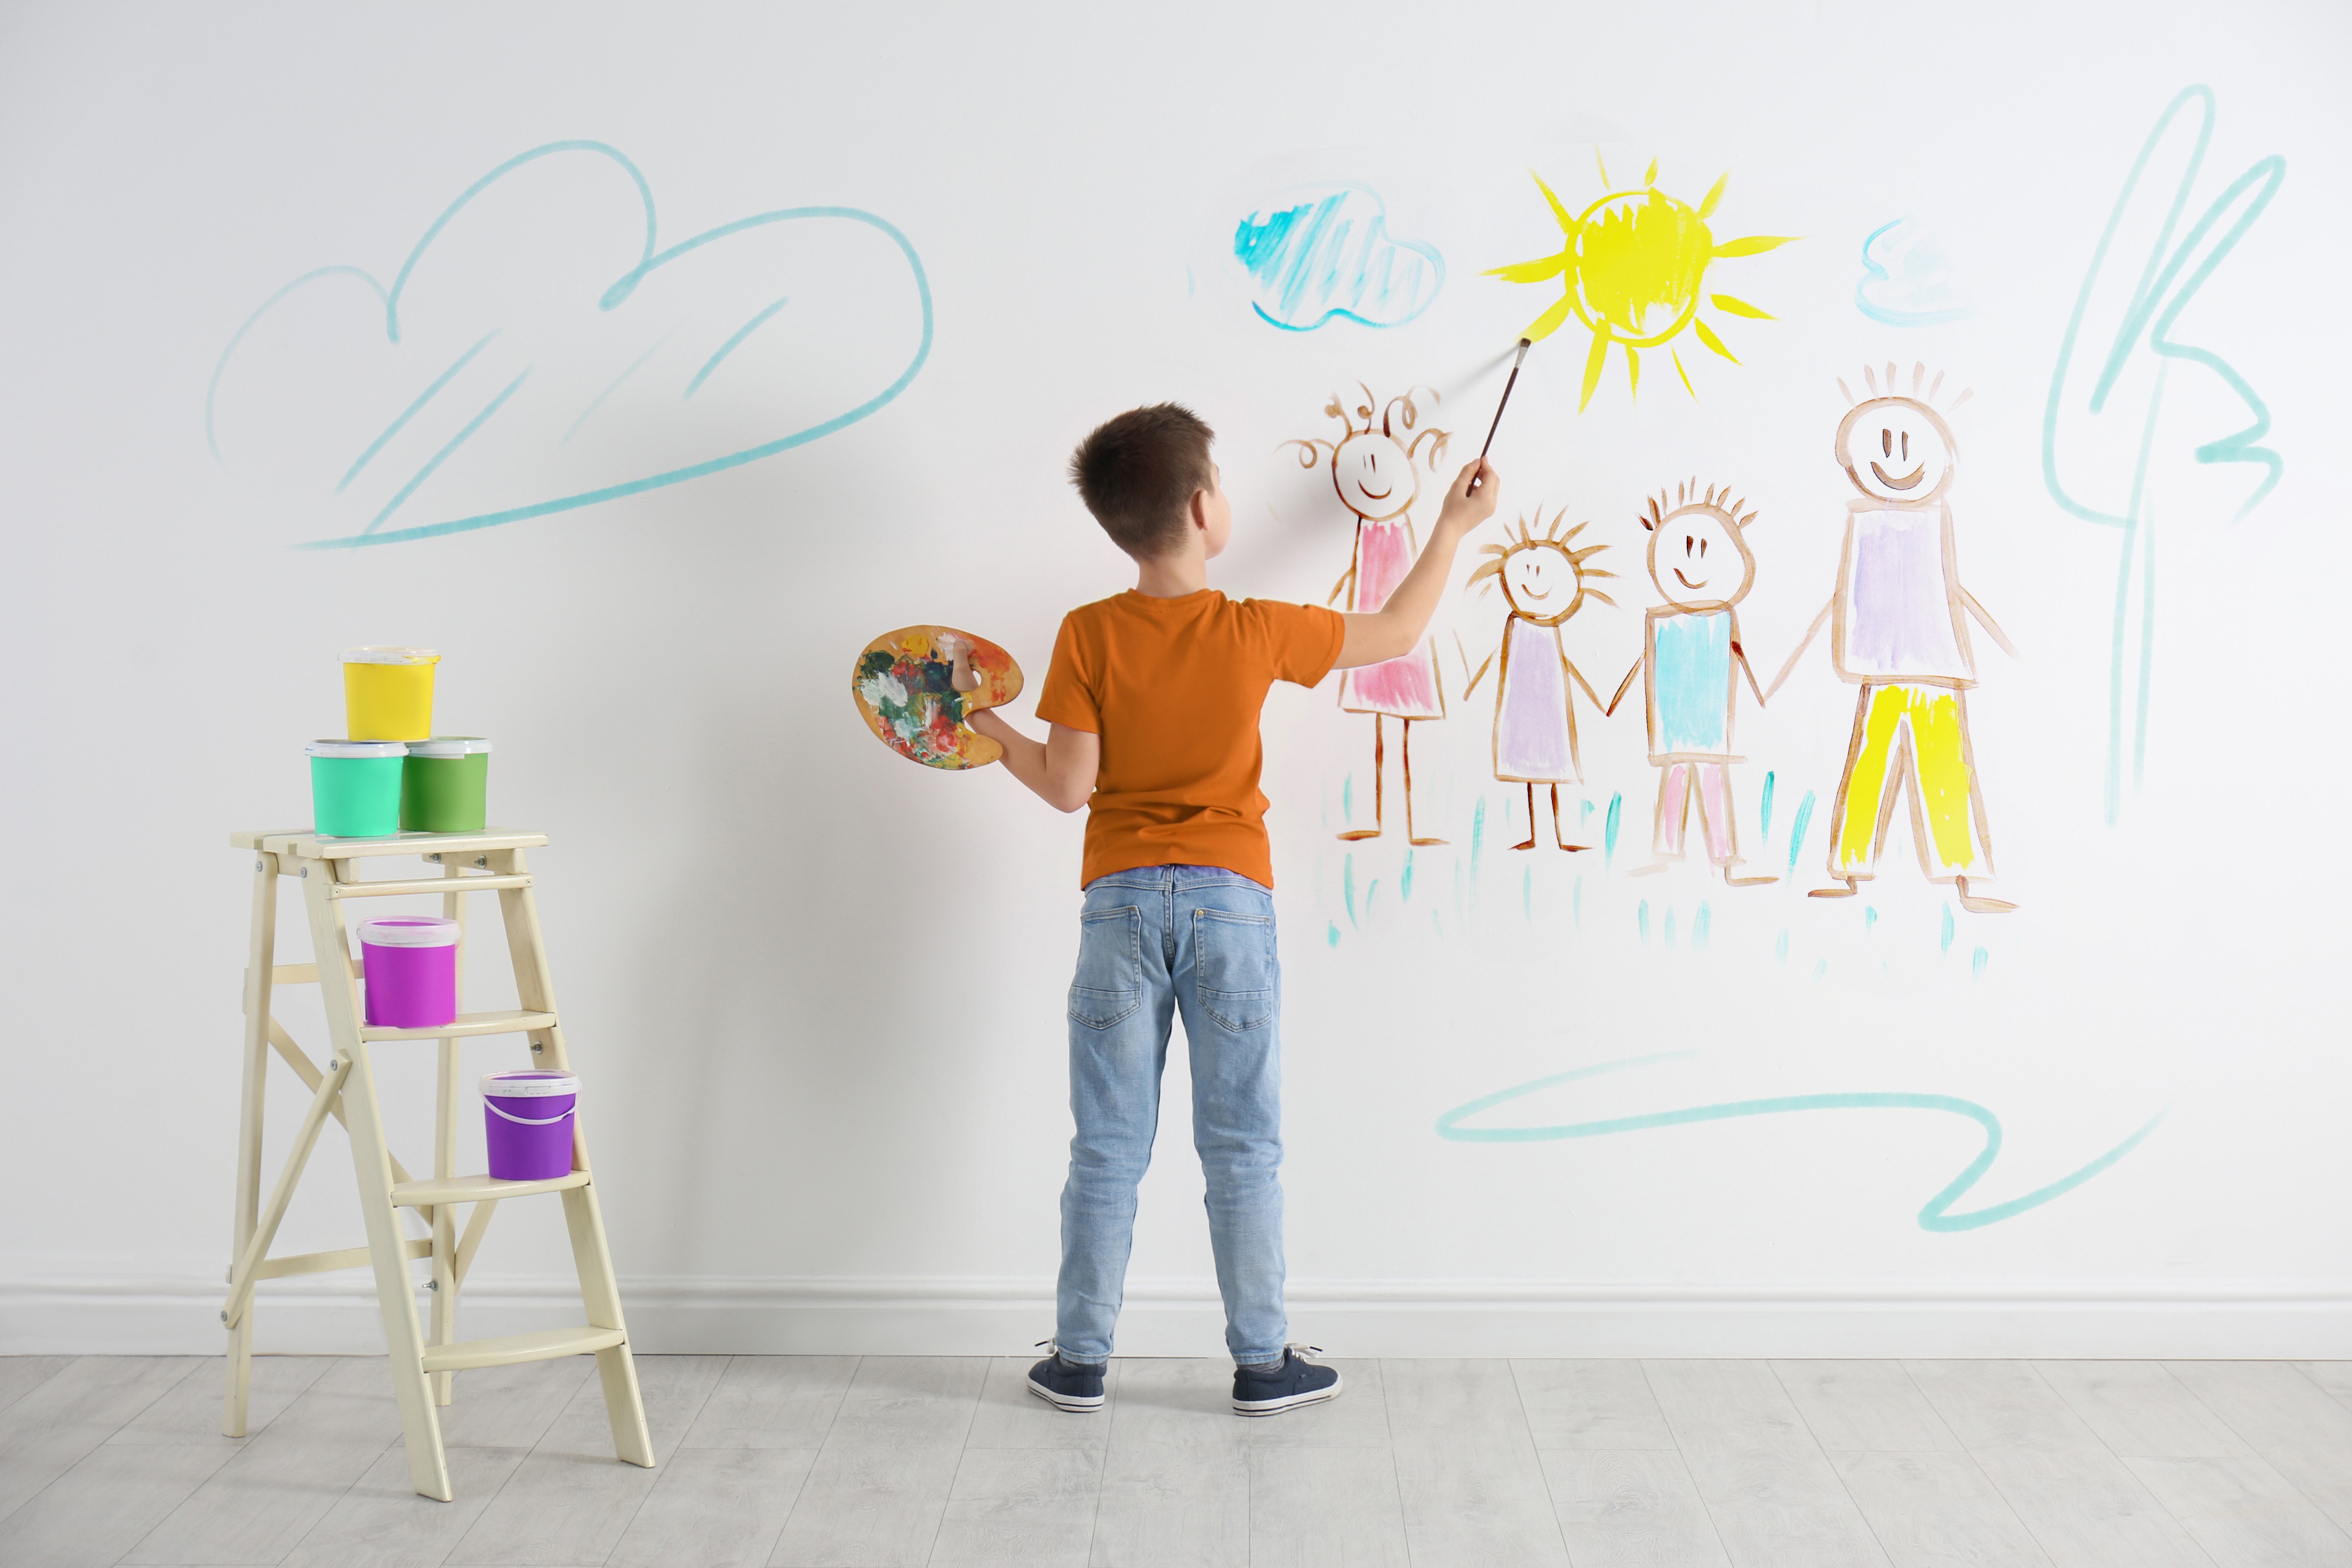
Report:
851,625,1023,769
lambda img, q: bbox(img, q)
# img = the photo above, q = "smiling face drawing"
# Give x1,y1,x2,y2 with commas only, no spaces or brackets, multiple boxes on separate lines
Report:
1837,396,1956,503
1330,430,1419,522
1647,502,1755,611
1470,510,1612,628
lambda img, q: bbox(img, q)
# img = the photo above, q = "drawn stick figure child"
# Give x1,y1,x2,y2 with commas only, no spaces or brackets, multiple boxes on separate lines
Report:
1605,482,1776,885
1460,509,1614,850
1287,386,1453,844
1767,363,2017,913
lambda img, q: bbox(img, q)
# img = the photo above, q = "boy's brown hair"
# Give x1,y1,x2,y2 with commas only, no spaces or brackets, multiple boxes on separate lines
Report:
1068,403,1215,560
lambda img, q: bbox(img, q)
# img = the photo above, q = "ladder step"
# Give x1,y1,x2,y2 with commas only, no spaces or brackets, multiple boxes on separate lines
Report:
421,1325,625,1374
362,1008,558,1042
331,873,531,899
392,1170,589,1207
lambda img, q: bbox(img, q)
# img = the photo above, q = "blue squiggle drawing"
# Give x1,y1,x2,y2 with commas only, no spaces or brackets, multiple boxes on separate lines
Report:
1436,1051,2165,1232
207,140,932,550
2043,86,2284,822
1232,184,1442,331
1854,218,1971,327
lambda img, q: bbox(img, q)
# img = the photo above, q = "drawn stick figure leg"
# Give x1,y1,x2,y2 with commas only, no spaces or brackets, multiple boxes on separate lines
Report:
1511,781,1539,850
1404,719,1445,845
1339,715,1384,841
1550,783,1588,851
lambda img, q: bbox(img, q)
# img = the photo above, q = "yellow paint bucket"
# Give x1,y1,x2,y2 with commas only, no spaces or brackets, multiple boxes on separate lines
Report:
343,647,439,740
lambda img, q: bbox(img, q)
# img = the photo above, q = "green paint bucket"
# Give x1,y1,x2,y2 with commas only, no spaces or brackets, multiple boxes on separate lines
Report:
307,740,407,838
400,736,491,833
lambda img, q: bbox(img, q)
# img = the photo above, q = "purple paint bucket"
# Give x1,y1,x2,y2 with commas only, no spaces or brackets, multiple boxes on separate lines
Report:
357,918,460,1028
483,1072,579,1181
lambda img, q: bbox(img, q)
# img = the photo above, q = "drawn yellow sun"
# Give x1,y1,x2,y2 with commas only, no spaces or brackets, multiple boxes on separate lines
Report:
1488,153,1797,410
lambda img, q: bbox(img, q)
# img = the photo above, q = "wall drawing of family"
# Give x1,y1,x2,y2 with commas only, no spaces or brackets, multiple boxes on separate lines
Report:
1294,364,2015,913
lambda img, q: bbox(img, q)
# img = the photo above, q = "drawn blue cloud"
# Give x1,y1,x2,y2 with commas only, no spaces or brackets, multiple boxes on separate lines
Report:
1232,183,1443,331
1854,218,1970,327
206,141,932,550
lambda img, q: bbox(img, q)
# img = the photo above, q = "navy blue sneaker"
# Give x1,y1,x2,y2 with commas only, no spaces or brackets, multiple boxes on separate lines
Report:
1232,1346,1342,1416
1026,1343,1106,1412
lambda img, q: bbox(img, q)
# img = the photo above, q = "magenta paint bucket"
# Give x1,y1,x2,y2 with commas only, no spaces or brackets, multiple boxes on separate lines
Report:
357,917,460,1028
483,1071,579,1181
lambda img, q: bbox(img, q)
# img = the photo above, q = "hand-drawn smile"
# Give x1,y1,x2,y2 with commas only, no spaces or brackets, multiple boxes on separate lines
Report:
1871,461,1927,490
1355,482,1394,501
1673,567,1704,589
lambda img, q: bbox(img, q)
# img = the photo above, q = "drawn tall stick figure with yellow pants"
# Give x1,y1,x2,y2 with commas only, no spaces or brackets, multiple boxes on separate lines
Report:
1770,365,2016,914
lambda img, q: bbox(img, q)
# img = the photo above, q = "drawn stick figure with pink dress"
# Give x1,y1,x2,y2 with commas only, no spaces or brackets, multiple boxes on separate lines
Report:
1285,386,1452,844
1460,509,1617,850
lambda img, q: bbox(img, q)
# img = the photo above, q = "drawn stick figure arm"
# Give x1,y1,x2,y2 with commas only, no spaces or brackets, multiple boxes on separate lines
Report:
1327,562,1357,607
1731,635,1767,707
1564,656,1605,711
1959,587,2018,659
1604,657,1642,718
1765,599,1834,701
1458,631,1498,697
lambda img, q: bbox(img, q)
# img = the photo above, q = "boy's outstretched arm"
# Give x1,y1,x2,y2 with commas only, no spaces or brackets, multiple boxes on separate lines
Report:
1334,459,1500,669
952,649,1099,812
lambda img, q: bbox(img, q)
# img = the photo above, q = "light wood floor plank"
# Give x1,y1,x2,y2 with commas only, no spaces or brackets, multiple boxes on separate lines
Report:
2166,1361,2352,1531
1240,1360,1389,1450
1090,1447,1246,1568
1248,1447,1410,1568
929,1446,1100,1567
0,1357,74,1419
1514,1359,1678,1451
964,1357,1119,1450
2126,1454,2352,1567
0,1441,235,1568
2295,1363,2352,1407
1904,1362,2105,1453
1965,1446,2211,1568
1542,1448,1731,1567
1830,1451,2050,1567
607,1446,814,1568
824,1357,987,1448
1391,1426,1572,1567
1644,1359,1890,1567
767,1441,964,1568
1383,1357,1533,1433
682,1356,857,1451
1775,1362,1962,1454
0,1356,202,1520
282,1445,528,1568
432,1355,599,1451
2035,1362,2253,1458
1103,1359,1246,1461
110,1356,332,1448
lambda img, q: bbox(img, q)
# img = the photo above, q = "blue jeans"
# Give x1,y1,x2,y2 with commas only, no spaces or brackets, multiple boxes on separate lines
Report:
1057,864,1285,1365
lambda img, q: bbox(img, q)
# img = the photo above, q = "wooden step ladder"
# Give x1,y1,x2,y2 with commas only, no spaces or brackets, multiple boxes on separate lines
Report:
220,827,652,1502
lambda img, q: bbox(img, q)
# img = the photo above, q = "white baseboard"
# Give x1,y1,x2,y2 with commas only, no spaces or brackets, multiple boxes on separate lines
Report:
7,1273,2348,1359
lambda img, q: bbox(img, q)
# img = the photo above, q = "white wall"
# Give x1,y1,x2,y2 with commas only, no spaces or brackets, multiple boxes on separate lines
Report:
4,0,2347,1357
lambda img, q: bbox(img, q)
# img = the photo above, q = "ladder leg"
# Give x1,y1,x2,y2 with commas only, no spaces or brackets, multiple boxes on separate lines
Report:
224,851,278,1437
430,859,467,1406
222,1056,352,1329
305,867,452,1502
564,1183,654,1467
494,850,652,1466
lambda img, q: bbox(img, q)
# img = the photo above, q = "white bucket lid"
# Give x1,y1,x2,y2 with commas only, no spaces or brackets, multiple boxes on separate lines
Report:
482,1071,579,1098
407,735,492,758
307,739,408,759
344,646,440,665
357,916,462,947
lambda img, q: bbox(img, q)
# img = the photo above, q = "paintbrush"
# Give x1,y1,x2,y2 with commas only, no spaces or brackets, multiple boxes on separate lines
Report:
1469,338,1531,491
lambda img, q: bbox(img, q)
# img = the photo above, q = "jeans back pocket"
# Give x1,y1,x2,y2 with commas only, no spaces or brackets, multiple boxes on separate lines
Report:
1069,904,1142,1029
1193,907,1276,1031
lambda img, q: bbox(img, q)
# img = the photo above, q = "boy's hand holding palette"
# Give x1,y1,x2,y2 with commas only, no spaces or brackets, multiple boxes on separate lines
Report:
850,625,1023,769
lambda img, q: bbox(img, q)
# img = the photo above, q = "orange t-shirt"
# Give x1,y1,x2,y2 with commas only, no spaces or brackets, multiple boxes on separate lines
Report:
1036,590,1345,889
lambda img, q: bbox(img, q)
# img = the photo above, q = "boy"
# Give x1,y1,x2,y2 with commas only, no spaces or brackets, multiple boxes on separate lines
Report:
959,403,1495,1415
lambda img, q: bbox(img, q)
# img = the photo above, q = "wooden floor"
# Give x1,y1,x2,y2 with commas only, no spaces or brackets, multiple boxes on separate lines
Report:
2,1356,2350,1566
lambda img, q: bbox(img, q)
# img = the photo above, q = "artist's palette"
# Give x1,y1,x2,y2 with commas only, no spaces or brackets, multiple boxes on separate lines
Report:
851,625,1024,770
